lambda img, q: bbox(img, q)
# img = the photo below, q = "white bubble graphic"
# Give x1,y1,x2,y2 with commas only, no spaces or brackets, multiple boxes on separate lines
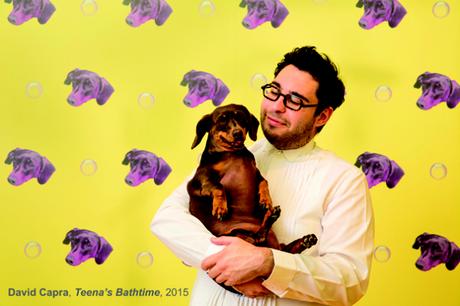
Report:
137,92,155,109
374,85,392,102
137,251,154,268
80,159,98,176
24,241,42,259
430,163,447,180
81,0,98,16
373,245,391,262
250,73,268,90
199,0,215,17
432,1,450,18
26,82,43,99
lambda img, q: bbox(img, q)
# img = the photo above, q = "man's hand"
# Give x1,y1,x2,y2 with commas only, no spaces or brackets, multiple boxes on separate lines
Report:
232,278,272,298
201,236,274,286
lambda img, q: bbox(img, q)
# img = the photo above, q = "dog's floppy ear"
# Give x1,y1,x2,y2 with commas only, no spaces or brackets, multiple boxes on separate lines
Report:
388,0,407,28
248,114,259,141
63,228,79,245
5,148,21,164
356,0,363,8
95,237,113,265
122,149,138,165
155,0,173,26
38,1,56,24
412,232,429,250
446,244,460,270
122,0,131,5
212,79,230,106
154,157,172,185
96,78,114,105
386,159,404,188
191,114,212,149
271,0,289,28
354,151,370,168
239,0,247,8
64,69,79,85
447,80,460,109
37,157,56,184
414,72,429,88
181,70,197,86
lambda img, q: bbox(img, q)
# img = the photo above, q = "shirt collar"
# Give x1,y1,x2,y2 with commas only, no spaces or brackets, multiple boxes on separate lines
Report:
263,138,316,162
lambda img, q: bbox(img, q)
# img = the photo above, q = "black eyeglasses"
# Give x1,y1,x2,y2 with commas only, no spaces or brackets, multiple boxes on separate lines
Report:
261,84,318,111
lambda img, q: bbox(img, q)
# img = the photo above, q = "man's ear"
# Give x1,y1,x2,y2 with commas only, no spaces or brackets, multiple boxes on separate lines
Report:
314,107,334,129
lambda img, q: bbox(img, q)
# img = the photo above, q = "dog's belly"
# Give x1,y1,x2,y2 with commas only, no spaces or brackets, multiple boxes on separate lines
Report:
190,161,265,237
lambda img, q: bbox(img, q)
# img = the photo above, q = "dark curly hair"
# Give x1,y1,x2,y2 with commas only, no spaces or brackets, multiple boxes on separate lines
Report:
274,46,346,132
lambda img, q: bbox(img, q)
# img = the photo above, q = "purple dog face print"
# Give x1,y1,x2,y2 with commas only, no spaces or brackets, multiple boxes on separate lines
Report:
123,0,173,27
355,152,404,189
180,70,230,108
356,0,407,29
5,148,55,186
6,0,56,25
239,0,289,29
414,72,460,110
413,233,460,271
122,149,172,186
63,228,113,266
64,69,114,107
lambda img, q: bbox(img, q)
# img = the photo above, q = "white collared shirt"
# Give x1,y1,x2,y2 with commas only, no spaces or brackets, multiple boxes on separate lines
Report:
151,139,374,306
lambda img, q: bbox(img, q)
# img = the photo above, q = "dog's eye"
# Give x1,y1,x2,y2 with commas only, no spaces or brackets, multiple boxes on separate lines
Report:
142,160,150,168
375,1,384,8
434,82,441,89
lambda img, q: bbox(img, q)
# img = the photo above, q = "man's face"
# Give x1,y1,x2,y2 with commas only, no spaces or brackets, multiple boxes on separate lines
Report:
260,64,326,150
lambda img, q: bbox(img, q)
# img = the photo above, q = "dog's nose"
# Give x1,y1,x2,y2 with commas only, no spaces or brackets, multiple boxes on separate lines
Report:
125,177,134,186
65,256,74,265
67,97,76,106
415,262,424,270
232,130,243,140
242,20,251,29
7,177,16,185
183,99,192,107
126,17,133,26
8,15,17,24
358,20,367,28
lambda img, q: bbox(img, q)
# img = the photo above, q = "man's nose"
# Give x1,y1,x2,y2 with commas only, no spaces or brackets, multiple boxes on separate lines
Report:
271,95,287,112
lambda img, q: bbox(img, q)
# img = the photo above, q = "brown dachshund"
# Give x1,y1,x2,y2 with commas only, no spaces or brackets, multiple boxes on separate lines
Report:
187,104,317,291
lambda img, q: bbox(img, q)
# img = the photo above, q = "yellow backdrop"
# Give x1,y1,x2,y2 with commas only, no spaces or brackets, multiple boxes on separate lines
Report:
1,1,459,305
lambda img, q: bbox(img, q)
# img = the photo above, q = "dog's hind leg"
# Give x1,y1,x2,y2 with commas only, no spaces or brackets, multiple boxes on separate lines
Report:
281,234,318,254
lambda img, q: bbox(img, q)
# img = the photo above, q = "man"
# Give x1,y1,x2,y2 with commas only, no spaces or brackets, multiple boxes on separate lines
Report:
151,46,374,306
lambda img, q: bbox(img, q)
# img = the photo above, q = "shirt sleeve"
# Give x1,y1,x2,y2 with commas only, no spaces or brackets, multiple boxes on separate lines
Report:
150,176,220,268
262,169,374,306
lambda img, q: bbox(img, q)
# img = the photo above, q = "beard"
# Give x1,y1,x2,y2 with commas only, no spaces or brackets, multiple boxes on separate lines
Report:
260,111,315,150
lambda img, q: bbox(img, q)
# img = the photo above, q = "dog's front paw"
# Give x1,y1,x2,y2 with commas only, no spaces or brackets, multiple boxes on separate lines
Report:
212,192,228,220
301,234,318,249
258,180,273,211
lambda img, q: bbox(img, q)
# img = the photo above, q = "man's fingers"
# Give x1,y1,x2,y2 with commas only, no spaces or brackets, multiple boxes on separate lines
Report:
210,236,236,245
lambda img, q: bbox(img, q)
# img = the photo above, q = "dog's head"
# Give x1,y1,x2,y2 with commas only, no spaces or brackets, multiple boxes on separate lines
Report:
5,148,55,186
64,69,114,106
355,152,404,188
240,0,289,29
412,233,460,271
124,0,172,27
356,0,407,29
63,228,113,266
414,72,460,110
191,104,259,152
122,149,172,186
180,70,230,108
7,0,56,25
